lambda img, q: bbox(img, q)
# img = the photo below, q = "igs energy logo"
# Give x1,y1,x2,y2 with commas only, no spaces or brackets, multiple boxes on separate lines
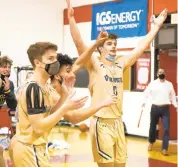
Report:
91,0,148,39
96,10,144,31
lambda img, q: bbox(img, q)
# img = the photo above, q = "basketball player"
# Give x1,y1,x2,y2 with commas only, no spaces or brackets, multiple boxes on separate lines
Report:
9,42,89,167
50,53,117,125
50,30,118,125
66,1,167,166
10,38,117,166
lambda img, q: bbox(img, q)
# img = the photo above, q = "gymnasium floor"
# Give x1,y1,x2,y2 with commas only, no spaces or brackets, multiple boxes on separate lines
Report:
47,126,177,167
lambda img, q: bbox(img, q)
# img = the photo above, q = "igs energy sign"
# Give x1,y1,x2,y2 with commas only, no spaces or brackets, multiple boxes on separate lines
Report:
91,0,148,40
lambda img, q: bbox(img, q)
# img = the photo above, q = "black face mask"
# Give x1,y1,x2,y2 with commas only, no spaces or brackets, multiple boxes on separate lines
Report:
158,74,165,79
44,61,60,75
0,74,10,81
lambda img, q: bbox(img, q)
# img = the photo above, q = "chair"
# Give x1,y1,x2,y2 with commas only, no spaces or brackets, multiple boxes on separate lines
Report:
0,108,15,136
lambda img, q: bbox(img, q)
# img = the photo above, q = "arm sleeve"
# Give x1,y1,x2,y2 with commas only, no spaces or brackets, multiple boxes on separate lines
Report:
5,81,17,110
26,82,47,115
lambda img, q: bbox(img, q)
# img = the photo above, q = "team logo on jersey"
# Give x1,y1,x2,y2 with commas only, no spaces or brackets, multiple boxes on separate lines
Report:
104,75,122,83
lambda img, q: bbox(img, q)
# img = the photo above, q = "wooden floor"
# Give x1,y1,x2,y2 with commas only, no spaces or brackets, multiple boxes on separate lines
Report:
4,125,177,167
47,126,177,167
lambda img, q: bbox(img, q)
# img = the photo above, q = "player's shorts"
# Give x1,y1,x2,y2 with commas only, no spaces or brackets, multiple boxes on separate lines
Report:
90,116,127,163
9,136,50,167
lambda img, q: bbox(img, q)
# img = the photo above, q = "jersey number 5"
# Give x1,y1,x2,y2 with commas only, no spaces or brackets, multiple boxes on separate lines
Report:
113,86,118,96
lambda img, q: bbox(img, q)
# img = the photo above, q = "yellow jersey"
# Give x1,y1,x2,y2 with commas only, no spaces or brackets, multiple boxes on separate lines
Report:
15,80,52,145
89,54,124,118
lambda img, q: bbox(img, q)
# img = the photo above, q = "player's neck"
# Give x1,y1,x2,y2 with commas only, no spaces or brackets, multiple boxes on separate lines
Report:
101,56,114,66
32,70,49,87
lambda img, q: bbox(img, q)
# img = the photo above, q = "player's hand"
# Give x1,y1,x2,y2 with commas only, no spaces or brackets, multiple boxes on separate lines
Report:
95,29,108,46
151,9,168,28
66,0,74,18
63,91,88,110
61,73,76,95
100,95,118,107
3,77,10,91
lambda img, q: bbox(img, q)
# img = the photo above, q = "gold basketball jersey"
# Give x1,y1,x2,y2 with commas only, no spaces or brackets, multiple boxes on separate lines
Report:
16,81,52,145
89,55,124,118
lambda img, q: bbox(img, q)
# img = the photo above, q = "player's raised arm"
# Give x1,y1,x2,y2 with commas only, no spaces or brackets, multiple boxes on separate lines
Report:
66,0,87,55
120,9,168,70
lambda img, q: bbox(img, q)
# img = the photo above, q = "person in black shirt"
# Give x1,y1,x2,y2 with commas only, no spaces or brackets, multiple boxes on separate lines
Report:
0,56,17,167
0,56,17,110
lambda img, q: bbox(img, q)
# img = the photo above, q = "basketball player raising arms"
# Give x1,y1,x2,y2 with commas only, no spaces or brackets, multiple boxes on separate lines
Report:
66,1,167,166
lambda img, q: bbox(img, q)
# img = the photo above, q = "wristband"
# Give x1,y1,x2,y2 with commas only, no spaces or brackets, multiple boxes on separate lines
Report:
4,89,11,94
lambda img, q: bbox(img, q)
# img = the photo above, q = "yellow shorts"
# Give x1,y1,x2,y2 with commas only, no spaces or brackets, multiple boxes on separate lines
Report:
90,117,127,163
9,137,50,167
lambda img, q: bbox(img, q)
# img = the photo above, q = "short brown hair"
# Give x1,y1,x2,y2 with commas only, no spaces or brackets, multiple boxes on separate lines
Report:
97,33,118,54
0,56,13,67
27,42,58,67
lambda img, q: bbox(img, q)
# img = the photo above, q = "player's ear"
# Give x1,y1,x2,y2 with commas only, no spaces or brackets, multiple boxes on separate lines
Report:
97,46,103,54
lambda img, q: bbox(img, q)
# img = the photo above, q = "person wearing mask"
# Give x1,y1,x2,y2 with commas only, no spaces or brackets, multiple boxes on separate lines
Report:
9,40,116,167
50,52,115,128
0,56,17,110
66,0,168,165
142,68,178,156
0,56,17,167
